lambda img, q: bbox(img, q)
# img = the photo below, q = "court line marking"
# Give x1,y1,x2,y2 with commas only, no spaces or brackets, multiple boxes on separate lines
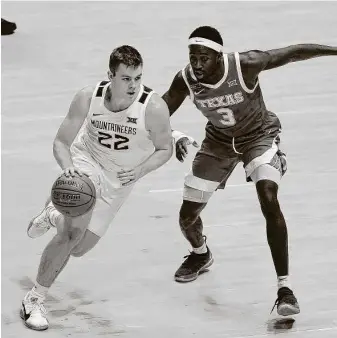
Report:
149,184,252,193
232,326,337,338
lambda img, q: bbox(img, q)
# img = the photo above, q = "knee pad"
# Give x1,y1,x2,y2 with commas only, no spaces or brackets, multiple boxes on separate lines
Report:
183,185,213,203
250,164,281,185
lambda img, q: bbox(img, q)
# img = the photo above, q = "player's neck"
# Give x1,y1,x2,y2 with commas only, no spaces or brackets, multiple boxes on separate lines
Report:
104,85,139,113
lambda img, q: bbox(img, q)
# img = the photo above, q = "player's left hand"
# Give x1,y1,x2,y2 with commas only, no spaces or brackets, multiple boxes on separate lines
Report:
175,136,199,162
172,130,199,162
117,167,142,186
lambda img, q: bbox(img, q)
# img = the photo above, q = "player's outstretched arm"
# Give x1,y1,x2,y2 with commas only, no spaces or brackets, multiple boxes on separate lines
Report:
53,86,93,175
162,71,189,116
240,44,337,83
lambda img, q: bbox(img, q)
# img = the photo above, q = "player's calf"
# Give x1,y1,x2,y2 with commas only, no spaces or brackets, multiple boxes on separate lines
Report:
175,200,213,282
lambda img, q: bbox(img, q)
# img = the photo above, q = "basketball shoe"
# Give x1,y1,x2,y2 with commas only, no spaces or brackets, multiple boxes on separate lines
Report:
27,198,56,238
174,240,214,282
20,290,49,331
271,287,300,316
1,18,17,35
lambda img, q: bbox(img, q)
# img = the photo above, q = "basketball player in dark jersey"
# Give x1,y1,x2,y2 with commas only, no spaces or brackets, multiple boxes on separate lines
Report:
162,25,337,316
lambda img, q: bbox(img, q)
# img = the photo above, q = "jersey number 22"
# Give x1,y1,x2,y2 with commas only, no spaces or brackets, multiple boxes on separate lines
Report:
98,132,129,150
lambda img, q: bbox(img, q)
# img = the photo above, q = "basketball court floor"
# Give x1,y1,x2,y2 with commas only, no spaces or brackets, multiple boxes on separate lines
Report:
2,2,337,337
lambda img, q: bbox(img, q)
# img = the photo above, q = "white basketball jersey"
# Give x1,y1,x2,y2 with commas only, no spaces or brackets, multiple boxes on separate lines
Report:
71,81,155,171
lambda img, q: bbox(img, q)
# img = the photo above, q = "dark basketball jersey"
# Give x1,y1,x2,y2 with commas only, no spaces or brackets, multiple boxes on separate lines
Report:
182,52,280,139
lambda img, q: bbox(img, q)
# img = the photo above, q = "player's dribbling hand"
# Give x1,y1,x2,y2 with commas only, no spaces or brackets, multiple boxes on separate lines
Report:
175,136,199,162
63,166,83,177
117,167,142,186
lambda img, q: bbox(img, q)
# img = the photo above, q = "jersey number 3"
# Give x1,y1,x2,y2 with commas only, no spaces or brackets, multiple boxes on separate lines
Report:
98,132,129,150
217,108,236,126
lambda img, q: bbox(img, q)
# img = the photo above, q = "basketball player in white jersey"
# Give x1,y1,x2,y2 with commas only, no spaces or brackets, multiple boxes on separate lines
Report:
163,26,337,316
20,45,173,331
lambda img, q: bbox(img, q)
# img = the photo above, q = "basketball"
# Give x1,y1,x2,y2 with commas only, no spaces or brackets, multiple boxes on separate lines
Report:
51,173,96,217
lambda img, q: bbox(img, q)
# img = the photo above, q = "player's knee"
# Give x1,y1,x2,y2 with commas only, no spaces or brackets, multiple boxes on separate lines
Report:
71,230,100,257
71,247,90,257
71,250,85,257
58,225,86,246
179,200,206,229
71,242,93,257
256,180,281,217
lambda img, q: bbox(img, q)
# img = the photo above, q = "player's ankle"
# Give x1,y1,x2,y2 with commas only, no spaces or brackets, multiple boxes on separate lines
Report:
31,281,49,299
193,241,207,254
277,275,291,290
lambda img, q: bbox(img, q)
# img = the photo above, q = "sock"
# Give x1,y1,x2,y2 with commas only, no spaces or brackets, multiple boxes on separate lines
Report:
31,282,49,299
278,275,291,290
193,241,207,254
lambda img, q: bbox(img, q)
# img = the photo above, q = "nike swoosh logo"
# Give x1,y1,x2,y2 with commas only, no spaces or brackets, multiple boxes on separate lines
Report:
195,89,205,95
93,113,103,116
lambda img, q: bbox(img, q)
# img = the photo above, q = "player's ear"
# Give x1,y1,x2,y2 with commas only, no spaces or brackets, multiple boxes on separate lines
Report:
107,70,114,81
216,52,223,63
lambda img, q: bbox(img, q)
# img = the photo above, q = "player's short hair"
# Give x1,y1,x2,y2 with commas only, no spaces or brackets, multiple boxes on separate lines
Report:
109,45,143,74
189,26,223,46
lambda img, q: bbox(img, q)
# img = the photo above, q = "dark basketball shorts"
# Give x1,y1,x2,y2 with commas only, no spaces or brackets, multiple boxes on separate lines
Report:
184,121,287,192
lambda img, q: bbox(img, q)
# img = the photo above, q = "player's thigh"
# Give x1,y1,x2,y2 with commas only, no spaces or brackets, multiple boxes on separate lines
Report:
86,184,134,237
243,133,286,185
184,138,239,202
71,145,103,197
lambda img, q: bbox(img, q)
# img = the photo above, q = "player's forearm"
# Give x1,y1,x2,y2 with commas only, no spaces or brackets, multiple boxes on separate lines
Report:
138,146,173,178
53,140,74,170
266,44,337,69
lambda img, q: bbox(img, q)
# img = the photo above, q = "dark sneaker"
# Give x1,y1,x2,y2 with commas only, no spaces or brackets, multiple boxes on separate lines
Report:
174,247,214,283
271,287,300,316
1,18,17,35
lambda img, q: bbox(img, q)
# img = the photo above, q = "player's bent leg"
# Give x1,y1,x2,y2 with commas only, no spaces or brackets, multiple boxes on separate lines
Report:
251,165,300,315
174,185,214,283
21,211,93,331
174,139,239,283
71,229,100,257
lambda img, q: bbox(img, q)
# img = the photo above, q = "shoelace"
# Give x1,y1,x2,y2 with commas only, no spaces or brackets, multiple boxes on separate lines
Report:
35,207,53,227
270,289,295,314
181,251,207,269
180,236,209,270
29,297,47,316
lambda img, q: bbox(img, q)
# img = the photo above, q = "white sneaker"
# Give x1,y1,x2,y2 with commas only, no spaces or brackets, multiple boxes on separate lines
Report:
20,291,49,331
27,199,55,238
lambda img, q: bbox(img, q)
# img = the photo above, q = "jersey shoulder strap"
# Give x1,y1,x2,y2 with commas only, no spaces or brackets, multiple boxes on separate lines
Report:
95,80,110,97
138,85,153,104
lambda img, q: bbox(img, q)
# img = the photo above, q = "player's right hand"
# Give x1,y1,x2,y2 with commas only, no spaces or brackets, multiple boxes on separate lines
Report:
63,166,83,177
175,136,199,162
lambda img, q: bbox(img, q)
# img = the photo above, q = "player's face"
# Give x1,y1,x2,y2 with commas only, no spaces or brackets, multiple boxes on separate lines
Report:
109,64,143,100
189,45,220,81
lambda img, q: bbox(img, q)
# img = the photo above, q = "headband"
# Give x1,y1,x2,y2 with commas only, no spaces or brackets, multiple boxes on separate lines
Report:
188,37,223,52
